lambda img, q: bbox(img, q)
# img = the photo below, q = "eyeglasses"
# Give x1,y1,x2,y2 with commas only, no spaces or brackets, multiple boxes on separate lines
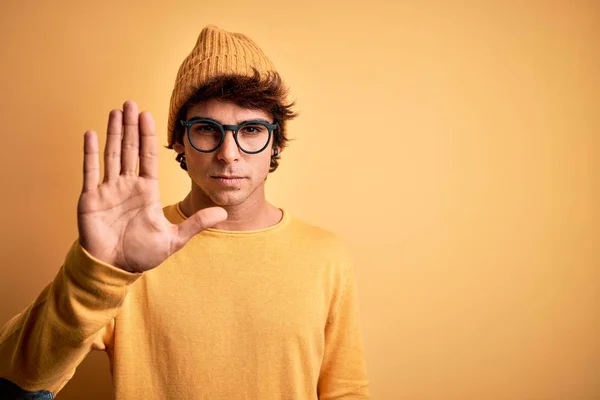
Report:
180,118,278,154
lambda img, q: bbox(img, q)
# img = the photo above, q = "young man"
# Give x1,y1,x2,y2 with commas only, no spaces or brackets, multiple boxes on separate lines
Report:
0,26,370,399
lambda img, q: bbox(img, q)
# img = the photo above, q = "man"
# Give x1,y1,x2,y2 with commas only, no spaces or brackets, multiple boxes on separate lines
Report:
0,25,370,399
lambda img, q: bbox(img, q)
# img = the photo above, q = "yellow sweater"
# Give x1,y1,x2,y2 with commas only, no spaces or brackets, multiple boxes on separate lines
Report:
0,204,370,399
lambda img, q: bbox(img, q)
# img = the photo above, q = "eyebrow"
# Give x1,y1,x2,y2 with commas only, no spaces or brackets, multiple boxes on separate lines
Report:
187,116,273,125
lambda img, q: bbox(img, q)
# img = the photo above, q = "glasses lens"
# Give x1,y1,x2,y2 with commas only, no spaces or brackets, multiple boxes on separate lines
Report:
189,121,222,151
237,123,270,153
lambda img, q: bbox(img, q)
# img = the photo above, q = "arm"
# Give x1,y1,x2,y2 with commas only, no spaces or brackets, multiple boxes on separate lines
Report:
0,100,226,398
318,263,371,399
0,240,140,395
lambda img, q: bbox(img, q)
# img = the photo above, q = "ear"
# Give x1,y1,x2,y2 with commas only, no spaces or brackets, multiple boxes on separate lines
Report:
174,142,185,154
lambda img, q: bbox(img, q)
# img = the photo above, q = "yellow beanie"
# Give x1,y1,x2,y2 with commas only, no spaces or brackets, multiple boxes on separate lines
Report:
167,25,277,145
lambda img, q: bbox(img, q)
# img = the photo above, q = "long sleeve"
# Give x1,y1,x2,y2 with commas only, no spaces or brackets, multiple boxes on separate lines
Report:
318,262,371,399
0,240,141,396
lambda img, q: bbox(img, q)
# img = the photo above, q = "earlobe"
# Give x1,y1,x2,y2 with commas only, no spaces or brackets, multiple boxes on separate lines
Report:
176,152,188,171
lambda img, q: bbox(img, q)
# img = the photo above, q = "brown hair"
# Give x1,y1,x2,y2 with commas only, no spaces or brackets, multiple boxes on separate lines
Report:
167,69,298,173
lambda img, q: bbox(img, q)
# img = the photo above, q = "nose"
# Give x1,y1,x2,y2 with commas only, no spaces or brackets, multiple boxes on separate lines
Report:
216,129,241,164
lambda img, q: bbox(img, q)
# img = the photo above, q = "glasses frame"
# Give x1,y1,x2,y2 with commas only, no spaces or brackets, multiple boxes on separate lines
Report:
180,117,278,154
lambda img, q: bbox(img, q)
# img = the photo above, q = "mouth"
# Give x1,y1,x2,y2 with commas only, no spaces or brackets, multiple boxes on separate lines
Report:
211,176,245,185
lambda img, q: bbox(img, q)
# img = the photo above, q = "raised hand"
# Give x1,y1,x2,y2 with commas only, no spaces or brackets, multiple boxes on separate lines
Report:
76,101,227,273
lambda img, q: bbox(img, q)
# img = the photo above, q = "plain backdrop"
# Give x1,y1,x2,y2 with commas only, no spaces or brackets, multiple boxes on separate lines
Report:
0,1,598,399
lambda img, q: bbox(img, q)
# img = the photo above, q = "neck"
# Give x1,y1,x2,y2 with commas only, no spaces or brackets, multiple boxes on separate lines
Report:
179,183,282,231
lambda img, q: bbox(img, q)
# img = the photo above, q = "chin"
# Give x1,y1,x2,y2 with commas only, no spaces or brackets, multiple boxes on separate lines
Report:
206,190,249,207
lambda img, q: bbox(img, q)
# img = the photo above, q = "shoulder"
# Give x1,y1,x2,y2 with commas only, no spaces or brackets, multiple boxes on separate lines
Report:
287,214,340,244
286,214,352,267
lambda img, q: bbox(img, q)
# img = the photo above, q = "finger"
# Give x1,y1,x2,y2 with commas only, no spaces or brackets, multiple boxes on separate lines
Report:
104,109,123,182
139,111,158,179
175,207,228,244
82,130,100,192
121,100,140,176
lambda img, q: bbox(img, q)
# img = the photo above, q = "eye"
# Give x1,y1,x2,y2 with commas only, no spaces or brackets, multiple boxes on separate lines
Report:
193,123,217,132
241,125,265,135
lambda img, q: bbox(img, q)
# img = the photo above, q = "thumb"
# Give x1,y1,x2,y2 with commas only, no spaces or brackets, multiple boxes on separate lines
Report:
175,206,228,244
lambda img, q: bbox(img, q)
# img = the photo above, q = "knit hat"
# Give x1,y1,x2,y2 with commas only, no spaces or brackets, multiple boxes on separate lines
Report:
167,25,277,145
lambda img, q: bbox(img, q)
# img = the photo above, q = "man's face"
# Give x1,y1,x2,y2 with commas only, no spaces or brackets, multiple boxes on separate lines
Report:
174,99,276,207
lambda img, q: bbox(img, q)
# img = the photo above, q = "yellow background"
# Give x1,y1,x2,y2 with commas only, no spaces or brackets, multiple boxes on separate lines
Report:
1,1,598,399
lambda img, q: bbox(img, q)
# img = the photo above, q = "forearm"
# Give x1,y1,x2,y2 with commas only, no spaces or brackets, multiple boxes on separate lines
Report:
0,240,140,393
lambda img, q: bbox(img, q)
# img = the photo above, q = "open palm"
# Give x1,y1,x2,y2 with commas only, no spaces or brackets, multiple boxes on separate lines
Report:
77,101,226,273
